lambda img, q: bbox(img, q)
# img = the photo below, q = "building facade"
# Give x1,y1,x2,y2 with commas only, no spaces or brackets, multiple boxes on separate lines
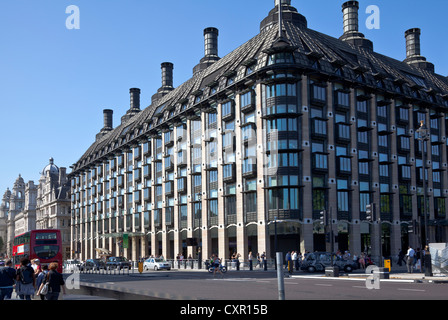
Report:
69,0,448,263
0,159,71,259
35,158,72,260
0,175,36,257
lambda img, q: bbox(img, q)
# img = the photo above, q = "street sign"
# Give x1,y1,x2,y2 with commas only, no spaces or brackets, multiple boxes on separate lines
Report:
123,233,129,249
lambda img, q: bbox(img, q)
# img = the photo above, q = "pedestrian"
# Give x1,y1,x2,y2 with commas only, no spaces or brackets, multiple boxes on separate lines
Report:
35,265,49,300
415,248,422,273
0,260,17,300
397,249,405,267
248,251,253,271
292,251,298,271
16,257,36,300
406,246,415,273
359,253,366,269
210,254,223,278
297,252,302,270
285,252,292,274
33,259,42,276
42,262,65,300
256,253,261,269
261,252,267,271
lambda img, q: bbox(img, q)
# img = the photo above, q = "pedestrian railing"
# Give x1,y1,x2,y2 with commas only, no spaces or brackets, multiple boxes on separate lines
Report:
65,258,278,275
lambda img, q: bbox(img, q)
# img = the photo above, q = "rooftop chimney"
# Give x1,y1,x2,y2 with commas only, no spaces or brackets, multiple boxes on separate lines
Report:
193,28,221,75
129,88,141,111
103,109,113,130
339,1,373,51
404,28,434,72
151,62,175,105
161,62,174,89
121,88,142,123
96,109,113,140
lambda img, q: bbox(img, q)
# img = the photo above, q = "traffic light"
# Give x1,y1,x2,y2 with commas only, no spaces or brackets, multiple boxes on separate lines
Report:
408,221,414,233
325,232,331,243
319,210,327,226
366,203,375,222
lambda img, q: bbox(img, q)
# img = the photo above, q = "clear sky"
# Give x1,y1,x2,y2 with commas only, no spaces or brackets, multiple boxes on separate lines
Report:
0,0,447,195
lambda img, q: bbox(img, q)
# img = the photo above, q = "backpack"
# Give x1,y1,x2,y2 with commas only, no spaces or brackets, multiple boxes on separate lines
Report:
19,266,34,284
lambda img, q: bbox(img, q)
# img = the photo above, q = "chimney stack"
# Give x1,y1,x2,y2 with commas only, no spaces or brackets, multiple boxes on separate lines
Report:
103,109,113,130
129,88,141,111
97,109,113,140
151,63,175,105
161,62,174,89
193,27,221,75
405,28,422,60
204,27,219,58
339,1,373,51
404,28,434,72
342,1,359,34
121,88,142,123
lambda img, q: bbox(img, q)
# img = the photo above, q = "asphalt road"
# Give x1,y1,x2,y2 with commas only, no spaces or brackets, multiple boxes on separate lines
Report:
71,270,448,301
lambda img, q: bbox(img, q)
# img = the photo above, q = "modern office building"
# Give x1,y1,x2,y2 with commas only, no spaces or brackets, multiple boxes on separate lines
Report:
69,0,448,263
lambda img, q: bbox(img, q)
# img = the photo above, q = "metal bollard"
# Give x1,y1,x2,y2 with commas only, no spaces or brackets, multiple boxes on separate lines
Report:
276,252,285,300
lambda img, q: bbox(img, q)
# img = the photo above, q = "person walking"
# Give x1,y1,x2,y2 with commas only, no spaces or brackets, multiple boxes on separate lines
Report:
248,251,253,271
415,248,422,273
35,265,49,300
261,252,267,271
0,260,17,300
406,246,415,273
292,251,298,271
16,257,36,300
42,262,65,300
397,249,405,267
285,252,292,274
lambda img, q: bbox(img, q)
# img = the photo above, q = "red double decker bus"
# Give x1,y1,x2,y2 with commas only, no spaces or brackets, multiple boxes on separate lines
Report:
12,229,63,273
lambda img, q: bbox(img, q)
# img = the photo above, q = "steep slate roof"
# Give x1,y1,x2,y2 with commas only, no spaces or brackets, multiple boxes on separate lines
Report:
71,5,448,174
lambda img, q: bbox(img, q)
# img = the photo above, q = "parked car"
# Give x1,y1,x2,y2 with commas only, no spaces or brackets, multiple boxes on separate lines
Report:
79,259,106,271
143,258,171,271
106,256,132,270
300,252,358,273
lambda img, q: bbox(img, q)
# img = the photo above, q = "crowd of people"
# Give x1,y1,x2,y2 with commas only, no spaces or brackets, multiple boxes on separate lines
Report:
401,245,431,273
0,257,65,300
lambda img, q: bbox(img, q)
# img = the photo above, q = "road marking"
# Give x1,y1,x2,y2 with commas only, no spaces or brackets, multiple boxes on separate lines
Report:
315,284,333,287
397,288,426,292
352,286,367,289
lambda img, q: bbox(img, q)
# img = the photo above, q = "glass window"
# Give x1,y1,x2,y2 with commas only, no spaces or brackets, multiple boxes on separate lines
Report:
241,91,252,108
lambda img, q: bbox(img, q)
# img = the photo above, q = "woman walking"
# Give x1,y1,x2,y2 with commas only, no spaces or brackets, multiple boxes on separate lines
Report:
42,262,65,300
16,257,36,300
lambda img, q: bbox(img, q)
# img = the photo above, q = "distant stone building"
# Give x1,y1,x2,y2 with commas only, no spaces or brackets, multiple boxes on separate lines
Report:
36,158,71,259
0,158,71,259
0,175,36,256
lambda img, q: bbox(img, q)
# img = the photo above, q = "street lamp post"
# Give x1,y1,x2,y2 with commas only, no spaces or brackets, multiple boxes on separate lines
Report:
274,216,278,270
416,120,433,276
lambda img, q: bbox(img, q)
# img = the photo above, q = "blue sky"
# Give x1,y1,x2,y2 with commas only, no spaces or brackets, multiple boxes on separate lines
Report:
0,0,447,195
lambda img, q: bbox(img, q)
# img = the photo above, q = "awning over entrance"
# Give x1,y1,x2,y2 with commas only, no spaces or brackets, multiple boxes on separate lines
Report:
100,232,146,239
95,248,112,255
